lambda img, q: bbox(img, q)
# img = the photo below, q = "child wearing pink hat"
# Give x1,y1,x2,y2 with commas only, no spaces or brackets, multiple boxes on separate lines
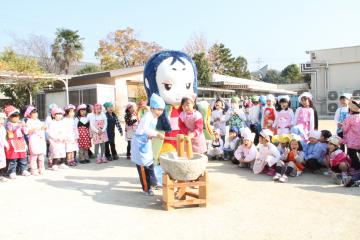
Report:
4,105,29,178
124,102,138,159
89,103,108,164
25,106,47,175
48,107,67,170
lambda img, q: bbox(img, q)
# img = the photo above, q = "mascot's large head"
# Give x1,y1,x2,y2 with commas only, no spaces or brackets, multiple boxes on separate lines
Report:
144,50,198,131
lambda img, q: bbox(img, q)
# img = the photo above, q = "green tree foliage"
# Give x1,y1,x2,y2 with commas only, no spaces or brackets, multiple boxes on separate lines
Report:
0,49,48,109
208,43,250,79
281,64,303,83
193,52,212,86
76,64,101,75
52,28,84,75
263,69,283,83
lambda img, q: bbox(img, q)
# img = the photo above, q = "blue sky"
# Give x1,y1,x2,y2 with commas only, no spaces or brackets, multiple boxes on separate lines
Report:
1,0,360,71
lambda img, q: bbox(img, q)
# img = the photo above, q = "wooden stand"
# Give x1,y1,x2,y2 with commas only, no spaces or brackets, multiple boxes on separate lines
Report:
162,171,208,210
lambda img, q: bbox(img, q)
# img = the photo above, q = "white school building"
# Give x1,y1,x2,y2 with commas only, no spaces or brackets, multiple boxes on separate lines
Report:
301,45,360,115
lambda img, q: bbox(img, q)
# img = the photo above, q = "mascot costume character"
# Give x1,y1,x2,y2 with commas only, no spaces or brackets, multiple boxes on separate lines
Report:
143,50,213,168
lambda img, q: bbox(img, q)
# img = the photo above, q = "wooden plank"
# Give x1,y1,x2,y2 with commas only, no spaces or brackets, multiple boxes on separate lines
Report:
185,192,199,199
173,199,206,207
162,174,174,210
173,181,206,188
199,171,208,207
175,186,187,200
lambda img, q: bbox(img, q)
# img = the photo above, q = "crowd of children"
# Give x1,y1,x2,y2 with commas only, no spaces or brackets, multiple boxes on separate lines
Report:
206,92,360,187
0,101,124,181
1,91,360,191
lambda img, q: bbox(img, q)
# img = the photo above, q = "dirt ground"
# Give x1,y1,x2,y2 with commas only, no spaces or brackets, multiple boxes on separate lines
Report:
1,120,359,240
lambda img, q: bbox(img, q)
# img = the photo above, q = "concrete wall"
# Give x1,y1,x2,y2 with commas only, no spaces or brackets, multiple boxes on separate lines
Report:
114,72,143,118
307,46,360,115
96,84,116,105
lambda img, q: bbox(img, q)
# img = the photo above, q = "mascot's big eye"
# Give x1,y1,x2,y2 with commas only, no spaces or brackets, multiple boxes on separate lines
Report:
186,83,191,89
163,83,172,91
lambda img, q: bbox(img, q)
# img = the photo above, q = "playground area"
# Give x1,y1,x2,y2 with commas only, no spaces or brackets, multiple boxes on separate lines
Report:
1,120,359,240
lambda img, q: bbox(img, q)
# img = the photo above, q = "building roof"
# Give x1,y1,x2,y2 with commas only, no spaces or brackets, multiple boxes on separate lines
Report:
211,74,297,95
71,66,144,81
198,86,235,93
0,70,72,84
306,45,360,53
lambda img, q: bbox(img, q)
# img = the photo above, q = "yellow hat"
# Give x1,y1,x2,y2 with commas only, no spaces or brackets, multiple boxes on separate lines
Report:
278,134,291,143
272,135,280,144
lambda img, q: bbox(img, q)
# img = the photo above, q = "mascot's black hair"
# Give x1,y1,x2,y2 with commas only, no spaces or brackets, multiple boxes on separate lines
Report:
143,51,198,132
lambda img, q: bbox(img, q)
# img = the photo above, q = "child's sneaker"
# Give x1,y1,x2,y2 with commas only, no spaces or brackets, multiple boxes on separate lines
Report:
341,172,348,185
273,173,281,181
51,165,59,171
112,155,119,160
145,189,154,196
9,173,17,179
101,157,108,163
31,171,39,176
331,172,342,185
68,161,77,167
279,175,288,183
323,169,332,176
21,170,31,177
59,163,69,169
96,158,102,164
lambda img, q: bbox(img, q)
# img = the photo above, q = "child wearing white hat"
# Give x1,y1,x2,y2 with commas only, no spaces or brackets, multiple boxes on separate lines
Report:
253,129,280,175
293,92,317,140
303,130,327,172
234,128,258,169
274,95,294,135
326,135,351,185
207,129,224,160
261,94,276,134
334,93,351,151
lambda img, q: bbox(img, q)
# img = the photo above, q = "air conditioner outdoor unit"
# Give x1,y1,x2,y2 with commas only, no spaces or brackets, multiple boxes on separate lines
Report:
327,90,339,114
310,52,316,60
328,91,338,101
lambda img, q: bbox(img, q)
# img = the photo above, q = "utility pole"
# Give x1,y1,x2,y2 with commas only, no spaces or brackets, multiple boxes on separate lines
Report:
254,58,264,70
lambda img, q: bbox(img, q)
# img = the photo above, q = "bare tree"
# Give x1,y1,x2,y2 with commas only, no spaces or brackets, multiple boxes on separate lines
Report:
10,33,60,73
183,32,208,57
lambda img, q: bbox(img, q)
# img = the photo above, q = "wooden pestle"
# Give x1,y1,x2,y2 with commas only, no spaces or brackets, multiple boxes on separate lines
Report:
176,134,185,158
184,136,193,159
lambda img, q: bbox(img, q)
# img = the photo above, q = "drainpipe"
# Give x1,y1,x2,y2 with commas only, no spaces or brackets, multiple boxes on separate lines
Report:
325,62,329,92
